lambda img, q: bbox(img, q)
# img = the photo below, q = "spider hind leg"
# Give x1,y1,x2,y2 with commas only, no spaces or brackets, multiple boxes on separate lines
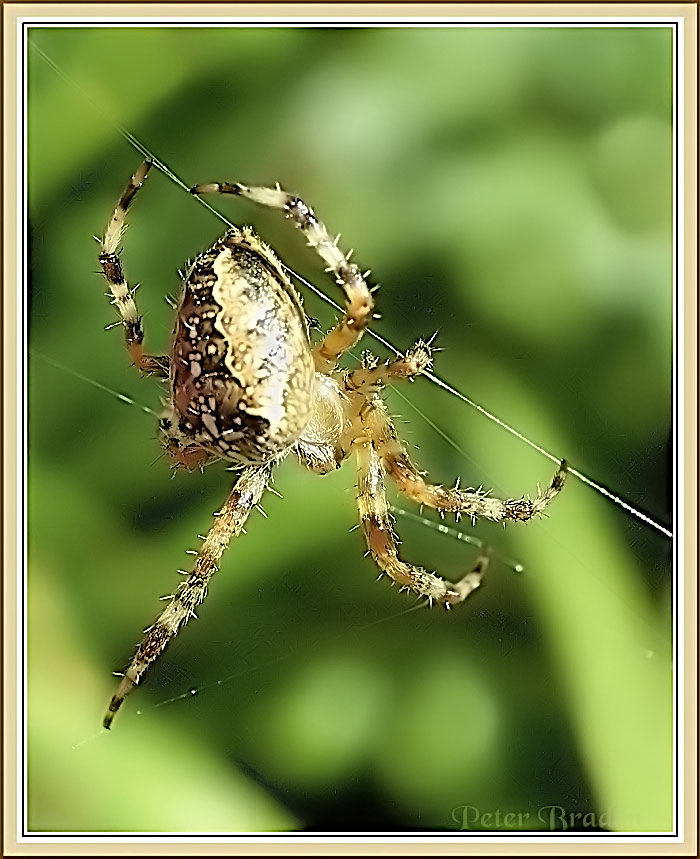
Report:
356,442,490,608
367,401,568,523
103,463,272,729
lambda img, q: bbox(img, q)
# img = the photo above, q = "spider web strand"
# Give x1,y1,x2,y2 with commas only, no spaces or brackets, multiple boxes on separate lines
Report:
31,350,159,418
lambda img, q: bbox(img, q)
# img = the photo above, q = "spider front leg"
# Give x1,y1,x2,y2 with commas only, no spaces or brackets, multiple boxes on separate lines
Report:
99,160,169,377
356,442,488,607
190,181,374,371
103,463,272,729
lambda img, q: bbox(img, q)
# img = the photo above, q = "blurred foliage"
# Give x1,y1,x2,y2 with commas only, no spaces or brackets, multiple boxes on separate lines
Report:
28,26,673,834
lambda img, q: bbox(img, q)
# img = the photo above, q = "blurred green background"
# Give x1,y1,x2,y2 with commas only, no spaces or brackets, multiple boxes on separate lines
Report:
28,26,673,834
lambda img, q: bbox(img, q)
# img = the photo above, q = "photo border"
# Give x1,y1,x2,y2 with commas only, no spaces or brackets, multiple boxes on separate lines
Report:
3,2,697,855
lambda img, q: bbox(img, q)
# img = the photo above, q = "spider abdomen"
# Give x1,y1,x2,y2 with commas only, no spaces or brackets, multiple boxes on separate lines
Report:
171,227,316,463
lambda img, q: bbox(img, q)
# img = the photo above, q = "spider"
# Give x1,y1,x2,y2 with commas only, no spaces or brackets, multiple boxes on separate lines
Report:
99,160,568,729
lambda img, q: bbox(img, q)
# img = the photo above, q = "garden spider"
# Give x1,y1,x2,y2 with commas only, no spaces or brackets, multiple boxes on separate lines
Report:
99,160,568,729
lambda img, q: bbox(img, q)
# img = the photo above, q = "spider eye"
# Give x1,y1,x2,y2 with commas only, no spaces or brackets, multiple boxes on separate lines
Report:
159,418,172,430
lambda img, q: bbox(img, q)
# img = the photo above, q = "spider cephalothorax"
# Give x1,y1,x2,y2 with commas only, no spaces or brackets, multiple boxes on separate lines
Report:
99,160,567,728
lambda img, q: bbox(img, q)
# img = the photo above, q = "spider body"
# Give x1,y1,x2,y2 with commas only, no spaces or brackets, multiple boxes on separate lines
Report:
166,227,316,465
99,160,567,729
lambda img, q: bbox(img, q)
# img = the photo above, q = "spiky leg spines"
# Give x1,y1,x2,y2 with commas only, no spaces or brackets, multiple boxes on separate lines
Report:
387,451,567,522
360,398,567,523
190,181,374,371
103,464,272,729
99,160,169,377
356,442,490,607
345,339,435,392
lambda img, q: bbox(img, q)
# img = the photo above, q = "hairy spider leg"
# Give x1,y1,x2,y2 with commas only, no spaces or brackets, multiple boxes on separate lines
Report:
99,160,169,377
343,341,568,524
103,464,273,729
345,338,435,391
367,401,568,522
190,182,374,372
356,442,487,608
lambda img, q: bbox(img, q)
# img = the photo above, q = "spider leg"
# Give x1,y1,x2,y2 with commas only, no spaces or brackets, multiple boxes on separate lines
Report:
346,339,434,392
103,463,272,729
356,442,488,607
364,399,567,523
99,160,169,377
190,181,374,371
